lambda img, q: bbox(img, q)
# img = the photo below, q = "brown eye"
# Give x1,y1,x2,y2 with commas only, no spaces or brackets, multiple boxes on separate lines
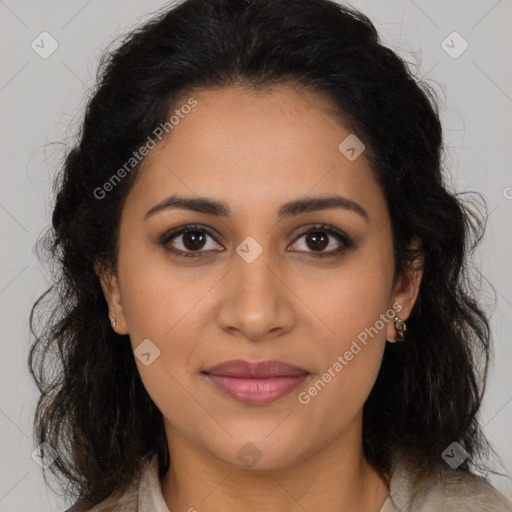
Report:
304,231,329,251
160,225,223,259
289,224,353,257
181,230,207,251
161,223,354,260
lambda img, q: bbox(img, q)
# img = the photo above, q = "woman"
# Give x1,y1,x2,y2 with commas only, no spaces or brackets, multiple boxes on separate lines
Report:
28,0,511,510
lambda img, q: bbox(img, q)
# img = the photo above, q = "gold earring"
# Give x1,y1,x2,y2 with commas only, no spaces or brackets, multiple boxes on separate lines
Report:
387,316,406,343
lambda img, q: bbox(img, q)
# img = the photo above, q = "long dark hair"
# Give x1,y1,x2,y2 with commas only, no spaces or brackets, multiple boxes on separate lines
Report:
29,0,494,508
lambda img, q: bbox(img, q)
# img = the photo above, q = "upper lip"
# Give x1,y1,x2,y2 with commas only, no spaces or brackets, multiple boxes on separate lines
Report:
203,359,309,378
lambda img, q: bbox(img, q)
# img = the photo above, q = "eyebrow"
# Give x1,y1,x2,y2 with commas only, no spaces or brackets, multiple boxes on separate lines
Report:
144,194,369,222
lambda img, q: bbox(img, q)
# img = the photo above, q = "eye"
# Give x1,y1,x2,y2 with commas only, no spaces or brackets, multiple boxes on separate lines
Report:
160,223,354,259
160,224,224,259
288,224,354,257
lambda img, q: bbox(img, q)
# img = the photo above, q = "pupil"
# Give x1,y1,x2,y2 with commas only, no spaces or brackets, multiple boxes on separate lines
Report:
307,232,328,251
183,231,205,250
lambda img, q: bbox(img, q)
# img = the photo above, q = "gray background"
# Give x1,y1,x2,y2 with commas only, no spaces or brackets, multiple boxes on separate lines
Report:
1,0,511,510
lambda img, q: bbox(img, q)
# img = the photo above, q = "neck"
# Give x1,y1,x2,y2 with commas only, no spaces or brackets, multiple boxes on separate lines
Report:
161,416,390,512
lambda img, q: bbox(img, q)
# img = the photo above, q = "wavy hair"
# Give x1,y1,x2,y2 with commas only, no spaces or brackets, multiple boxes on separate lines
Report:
29,0,495,508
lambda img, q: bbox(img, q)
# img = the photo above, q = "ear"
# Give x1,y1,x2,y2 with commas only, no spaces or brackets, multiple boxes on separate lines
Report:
386,237,423,341
94,259,129,335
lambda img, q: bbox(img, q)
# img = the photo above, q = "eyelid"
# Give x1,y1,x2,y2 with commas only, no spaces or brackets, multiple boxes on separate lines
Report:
160,223,354,259
294,223,352,246
160,224,223,258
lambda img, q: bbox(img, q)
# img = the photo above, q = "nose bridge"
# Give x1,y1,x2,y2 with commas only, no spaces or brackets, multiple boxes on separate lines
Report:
235,240,277,298
216,236,295,340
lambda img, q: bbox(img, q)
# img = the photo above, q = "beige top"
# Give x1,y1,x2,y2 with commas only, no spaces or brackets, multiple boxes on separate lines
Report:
70,453,512,511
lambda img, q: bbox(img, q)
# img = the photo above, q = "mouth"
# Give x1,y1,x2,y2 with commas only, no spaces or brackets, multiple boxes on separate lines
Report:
202,359,310,405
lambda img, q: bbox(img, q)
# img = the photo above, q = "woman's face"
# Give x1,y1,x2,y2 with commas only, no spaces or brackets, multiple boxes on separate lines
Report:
98,84,421,470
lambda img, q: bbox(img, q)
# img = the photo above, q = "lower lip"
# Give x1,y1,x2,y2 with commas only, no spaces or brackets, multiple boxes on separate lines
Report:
205,373,309,405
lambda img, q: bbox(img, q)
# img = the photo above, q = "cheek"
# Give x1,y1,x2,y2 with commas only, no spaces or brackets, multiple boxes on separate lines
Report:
117,257,207,430
296,269,392,434
295,335,385,451
294,249,393,409
117,237,200,340
293,247,394,345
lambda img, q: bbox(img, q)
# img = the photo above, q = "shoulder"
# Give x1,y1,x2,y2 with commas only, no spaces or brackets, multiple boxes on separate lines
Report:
387,452,512,512
64,457,154,512
64,489,139,512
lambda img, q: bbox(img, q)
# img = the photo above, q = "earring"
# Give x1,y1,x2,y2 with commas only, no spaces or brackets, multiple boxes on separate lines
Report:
110,317,117,332
387,316,407,343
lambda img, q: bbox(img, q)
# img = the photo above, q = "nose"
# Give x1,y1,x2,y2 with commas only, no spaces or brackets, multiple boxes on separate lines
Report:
215,247,296,342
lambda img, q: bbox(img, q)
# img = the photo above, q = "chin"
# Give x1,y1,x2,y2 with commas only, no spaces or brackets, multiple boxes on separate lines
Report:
206,431,311,472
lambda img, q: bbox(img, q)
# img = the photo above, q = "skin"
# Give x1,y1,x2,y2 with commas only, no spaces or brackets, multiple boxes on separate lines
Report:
96,83,423,512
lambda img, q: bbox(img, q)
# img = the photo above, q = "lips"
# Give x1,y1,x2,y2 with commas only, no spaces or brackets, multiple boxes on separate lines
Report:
202,359,309,405
204,359,309,378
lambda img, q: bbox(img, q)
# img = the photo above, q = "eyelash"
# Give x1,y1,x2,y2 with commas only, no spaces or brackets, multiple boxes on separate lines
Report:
160,223,354,260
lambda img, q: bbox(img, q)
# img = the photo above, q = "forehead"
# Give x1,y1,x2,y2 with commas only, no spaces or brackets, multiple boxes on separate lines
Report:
123,84,384,222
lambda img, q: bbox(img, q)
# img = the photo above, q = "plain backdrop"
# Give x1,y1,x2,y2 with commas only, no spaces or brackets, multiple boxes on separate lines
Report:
1,0,511,510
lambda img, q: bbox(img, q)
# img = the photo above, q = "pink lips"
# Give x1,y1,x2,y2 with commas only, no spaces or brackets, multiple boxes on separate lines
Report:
203,359,309,405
